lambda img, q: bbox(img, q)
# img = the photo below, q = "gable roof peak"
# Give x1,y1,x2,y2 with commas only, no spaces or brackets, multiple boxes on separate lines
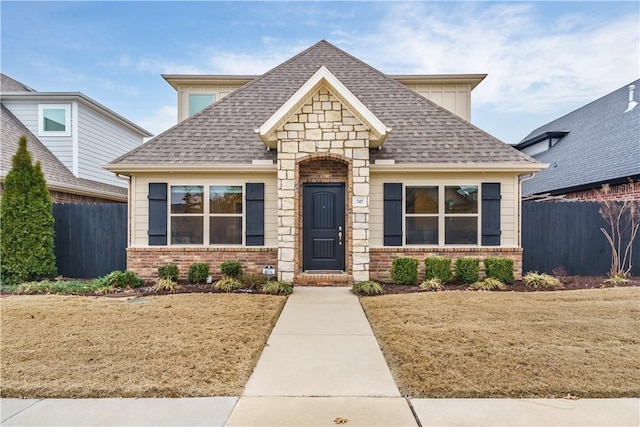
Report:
257,65,390,148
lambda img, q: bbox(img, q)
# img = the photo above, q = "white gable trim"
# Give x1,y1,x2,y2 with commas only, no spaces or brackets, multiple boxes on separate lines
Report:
257,66,390,149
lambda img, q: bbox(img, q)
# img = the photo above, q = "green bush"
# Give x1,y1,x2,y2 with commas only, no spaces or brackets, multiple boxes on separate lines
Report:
262,281,293,295
17,280,106,295
523,272,563,289
424,257,452,283
240,272,268,289
0,136,56,285
214,276,243,292
419,277,444,291
96,270,144,289
351,280,384,296
391,257,419,285
188,262,209,284
157,264,179,281
152,278,182,293
455,257,479,284
469,277,506,291
484,257,514,284
220,260,243,278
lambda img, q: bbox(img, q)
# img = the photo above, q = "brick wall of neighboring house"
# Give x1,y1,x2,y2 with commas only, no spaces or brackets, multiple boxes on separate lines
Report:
49,190,124,204
564,181,640,201
369,247,523,284
127,247,278,281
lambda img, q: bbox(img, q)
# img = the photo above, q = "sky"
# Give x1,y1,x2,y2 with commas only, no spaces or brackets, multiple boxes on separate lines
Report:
1,1,638,144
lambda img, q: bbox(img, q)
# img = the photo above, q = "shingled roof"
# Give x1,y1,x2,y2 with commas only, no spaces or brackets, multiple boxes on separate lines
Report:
517,79,640,196
109,40,537,167
1,105,127,201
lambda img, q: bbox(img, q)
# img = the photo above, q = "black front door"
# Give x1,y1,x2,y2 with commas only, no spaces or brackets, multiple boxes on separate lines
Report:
303,183,345,271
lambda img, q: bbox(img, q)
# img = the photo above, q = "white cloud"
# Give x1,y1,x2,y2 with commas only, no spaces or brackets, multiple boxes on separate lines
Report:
136,105,177,138
338,2,639,114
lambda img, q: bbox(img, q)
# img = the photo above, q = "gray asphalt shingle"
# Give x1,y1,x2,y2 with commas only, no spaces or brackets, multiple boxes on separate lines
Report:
110,40,536,167
519,79,640,196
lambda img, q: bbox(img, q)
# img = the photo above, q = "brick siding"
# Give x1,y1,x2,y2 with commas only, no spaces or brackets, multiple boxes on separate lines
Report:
127,247,278,281
369,247,523,284
564,181,640,201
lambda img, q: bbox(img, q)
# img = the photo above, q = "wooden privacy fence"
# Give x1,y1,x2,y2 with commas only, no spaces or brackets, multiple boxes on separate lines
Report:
521,200,640,276
53,203,127,278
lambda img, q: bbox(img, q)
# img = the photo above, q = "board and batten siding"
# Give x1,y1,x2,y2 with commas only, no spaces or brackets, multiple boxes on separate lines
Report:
77,104,143,187
130,173,278,247
3,101,74,170
401,84,472,122
369,172,520,247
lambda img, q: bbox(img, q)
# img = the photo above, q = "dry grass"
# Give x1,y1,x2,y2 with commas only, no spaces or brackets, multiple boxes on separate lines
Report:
1,293,285,398
361,287,640,398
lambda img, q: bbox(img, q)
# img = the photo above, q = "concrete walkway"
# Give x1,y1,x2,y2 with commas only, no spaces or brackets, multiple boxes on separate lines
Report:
226,286,418,426
2,287,639,426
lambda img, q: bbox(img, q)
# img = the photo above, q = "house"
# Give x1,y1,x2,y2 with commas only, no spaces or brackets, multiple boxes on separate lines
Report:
105,40,544,284
1,74,152,203
515,79,640,201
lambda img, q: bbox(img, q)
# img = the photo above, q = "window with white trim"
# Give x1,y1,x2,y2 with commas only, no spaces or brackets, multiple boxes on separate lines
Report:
169,185,243,245
188,94,215,116
405,185,479,246
38,104,71,136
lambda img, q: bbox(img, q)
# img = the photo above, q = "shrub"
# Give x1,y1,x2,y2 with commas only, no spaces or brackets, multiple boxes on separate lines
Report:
352,280,384,296
523,272,564,289
455,257,479,284
391,257,419,285
484,257,514,284
214,276,243,292
469,277,506,291
96,270,144,289
152,278,182,293
188,262,209,284
424,257,452,283
262,281,293,295
240,272,268,290
419,277,444,292
220,260,243,278
17,280,106,295
0,136,56,285
157,264,179,281
605,274,629,285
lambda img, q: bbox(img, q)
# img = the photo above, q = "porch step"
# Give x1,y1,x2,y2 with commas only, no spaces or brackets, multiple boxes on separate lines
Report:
294,272,354,286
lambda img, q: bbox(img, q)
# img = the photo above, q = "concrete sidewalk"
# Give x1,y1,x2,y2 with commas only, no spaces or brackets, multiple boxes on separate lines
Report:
226,286,418,426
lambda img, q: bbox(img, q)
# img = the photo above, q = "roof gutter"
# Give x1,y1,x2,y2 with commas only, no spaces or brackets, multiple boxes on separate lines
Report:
370,163,548,173
103,163,278,174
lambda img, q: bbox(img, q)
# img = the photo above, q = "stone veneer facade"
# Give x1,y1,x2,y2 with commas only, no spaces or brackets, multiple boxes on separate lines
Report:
276,88,370,283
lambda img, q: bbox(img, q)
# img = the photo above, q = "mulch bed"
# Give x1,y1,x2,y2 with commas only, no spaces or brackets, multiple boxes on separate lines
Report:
380,276,640,294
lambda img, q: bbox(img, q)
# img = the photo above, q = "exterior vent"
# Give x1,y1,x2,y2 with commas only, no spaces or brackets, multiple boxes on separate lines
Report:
625,84,638,113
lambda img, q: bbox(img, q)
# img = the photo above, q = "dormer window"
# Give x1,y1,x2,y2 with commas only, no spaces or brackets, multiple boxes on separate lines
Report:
38,104,71,136
189,94,215,116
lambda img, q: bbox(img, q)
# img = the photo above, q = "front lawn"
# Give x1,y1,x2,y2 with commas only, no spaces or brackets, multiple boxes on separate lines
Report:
361,287,640,398
1,293,285,398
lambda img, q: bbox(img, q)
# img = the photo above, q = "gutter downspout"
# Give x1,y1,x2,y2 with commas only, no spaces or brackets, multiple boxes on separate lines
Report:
518,173,537,247
115,173,132,249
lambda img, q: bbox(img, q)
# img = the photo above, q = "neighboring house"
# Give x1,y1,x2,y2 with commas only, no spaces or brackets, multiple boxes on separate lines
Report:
515,79,640,200
1,74,152,203
105,40,543,284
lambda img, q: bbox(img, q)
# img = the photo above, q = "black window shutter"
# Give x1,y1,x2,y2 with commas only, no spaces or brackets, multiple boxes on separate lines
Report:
148,183,167,246
383,183,403,246
245,183,265,246
481,183,501,246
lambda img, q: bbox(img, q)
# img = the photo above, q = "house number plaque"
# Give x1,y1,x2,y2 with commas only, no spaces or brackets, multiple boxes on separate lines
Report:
353,197,367,207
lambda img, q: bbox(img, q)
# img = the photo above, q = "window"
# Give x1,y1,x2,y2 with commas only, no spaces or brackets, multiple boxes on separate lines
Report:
405,185,479,246
38,104,71,136
169,184,243,245
170,186,204,244
189,94,215,116
209,186,242,245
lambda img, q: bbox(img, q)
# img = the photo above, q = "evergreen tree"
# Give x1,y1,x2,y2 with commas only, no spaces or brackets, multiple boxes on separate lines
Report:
1,136,56,285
